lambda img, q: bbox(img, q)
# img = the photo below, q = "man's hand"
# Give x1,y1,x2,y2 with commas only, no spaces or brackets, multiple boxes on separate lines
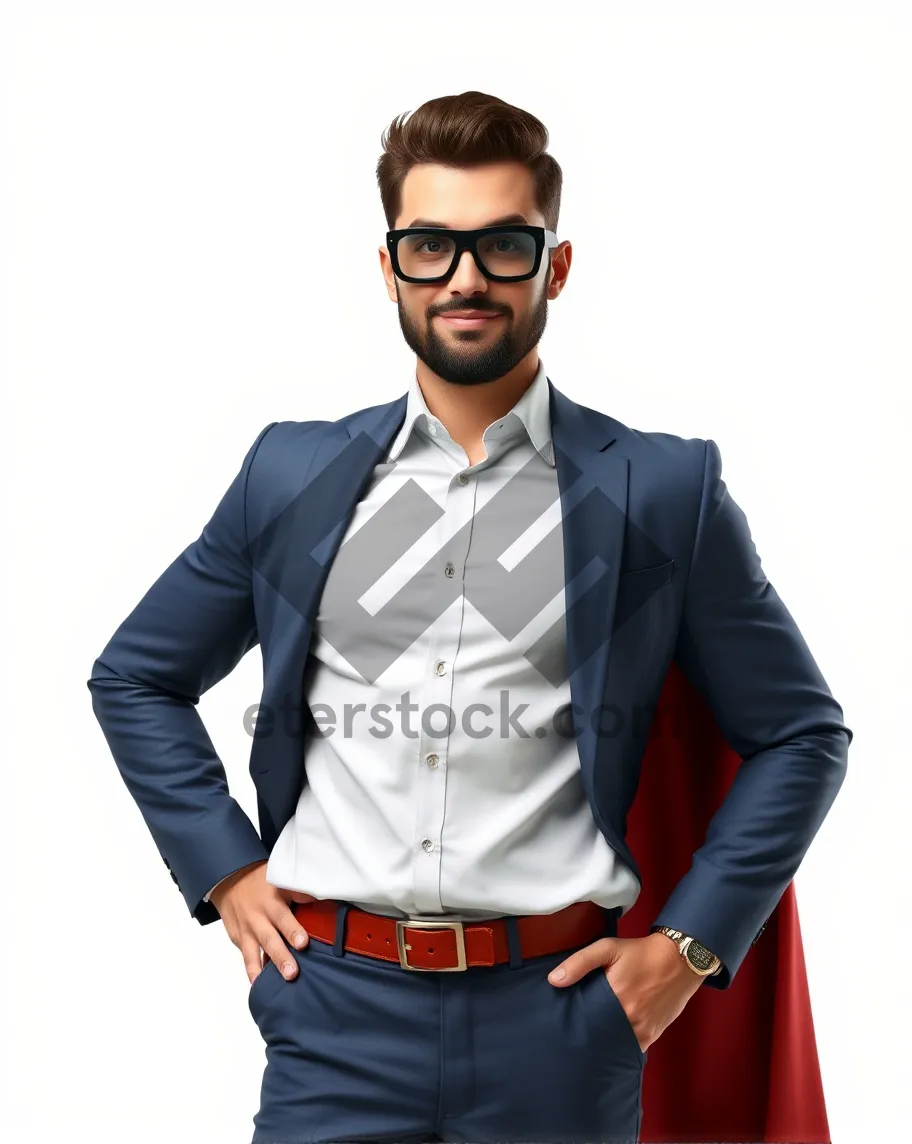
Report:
210,860,316,987
547,931,703,1053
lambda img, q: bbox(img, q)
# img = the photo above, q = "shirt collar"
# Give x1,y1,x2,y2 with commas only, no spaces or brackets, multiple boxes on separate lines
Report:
386,359,554,467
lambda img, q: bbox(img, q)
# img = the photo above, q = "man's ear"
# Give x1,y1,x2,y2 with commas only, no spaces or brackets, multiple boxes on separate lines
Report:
379,247,398,303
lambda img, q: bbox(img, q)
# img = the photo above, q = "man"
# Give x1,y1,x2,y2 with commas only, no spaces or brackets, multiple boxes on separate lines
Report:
88,91,851,1144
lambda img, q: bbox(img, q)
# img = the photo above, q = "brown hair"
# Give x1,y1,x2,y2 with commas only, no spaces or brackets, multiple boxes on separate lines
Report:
376,91,562,232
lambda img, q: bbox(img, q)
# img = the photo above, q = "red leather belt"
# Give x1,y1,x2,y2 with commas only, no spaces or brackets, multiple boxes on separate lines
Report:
292,898,615,971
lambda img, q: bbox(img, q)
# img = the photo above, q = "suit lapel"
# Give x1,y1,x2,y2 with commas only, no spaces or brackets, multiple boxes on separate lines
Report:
549,381,628,771
252,396,408,839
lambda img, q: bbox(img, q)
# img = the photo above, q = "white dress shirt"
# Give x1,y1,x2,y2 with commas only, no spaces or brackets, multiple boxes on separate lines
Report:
206,360,640,921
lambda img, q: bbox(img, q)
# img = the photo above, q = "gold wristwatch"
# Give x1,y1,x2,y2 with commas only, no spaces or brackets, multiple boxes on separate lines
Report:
652,926,722,977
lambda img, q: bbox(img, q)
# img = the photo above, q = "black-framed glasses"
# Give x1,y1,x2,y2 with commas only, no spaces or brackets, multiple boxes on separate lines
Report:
386,225,559,284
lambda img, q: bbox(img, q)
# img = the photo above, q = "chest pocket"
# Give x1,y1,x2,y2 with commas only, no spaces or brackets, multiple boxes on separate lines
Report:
614,558,676,632
618,558,675,592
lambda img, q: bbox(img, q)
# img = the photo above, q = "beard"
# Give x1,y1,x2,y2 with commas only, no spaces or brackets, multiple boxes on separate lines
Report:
395,282,549,386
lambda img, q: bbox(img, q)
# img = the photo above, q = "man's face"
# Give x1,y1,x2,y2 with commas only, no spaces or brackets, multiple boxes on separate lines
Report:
380,161,571,386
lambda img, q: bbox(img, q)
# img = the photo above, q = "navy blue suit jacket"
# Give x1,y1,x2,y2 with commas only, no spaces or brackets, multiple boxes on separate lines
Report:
87,378,851,989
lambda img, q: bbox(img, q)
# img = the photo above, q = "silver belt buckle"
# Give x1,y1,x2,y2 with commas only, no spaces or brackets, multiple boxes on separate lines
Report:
395,919,468,971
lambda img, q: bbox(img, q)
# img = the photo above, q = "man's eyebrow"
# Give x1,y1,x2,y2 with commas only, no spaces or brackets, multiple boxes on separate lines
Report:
404,213,531,228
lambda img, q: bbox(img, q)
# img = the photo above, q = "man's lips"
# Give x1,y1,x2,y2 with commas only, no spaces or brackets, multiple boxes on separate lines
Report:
437,312,504,328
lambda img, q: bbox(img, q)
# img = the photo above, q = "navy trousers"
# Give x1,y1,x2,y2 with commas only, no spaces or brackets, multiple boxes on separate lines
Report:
248,903,646,1144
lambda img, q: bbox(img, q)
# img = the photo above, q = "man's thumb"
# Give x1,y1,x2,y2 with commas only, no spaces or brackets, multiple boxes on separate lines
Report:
548,937,617,987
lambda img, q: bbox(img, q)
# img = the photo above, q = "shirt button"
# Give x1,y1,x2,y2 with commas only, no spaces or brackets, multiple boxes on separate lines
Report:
421,838,435,853
434,659,447,676
444,562,455,578
426,753,439,768
428,422,438,436
457,473,469,486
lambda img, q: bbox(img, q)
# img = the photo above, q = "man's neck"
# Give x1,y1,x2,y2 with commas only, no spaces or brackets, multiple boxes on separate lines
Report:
414,352,540,465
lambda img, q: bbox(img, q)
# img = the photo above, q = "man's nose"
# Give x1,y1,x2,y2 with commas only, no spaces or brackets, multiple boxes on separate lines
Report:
447,248,488,295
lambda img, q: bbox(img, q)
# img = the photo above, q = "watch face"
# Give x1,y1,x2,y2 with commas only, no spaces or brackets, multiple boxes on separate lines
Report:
685,941,716,972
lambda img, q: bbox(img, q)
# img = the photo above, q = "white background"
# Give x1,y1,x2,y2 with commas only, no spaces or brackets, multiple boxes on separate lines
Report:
4,2,909,1141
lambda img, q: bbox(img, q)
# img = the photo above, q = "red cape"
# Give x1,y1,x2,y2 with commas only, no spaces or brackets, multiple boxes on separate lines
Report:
620,661,830,1144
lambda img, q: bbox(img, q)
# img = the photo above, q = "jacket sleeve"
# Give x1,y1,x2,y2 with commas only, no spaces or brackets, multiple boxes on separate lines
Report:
87,423,278,925
651,439,852,988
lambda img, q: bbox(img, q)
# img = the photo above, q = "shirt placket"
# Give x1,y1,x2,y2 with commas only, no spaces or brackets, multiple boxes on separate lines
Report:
411,433,479,914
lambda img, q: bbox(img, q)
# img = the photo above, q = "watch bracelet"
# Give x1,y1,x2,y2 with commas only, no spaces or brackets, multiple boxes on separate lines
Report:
652,925,722,975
